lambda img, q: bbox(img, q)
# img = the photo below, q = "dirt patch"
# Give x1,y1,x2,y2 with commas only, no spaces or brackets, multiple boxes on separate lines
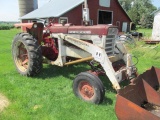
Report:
143,102,160,118
142,88,160,118
0,93,9,112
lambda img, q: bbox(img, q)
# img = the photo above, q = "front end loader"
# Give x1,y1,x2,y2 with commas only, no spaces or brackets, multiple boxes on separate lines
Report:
116,67,160,120
12,0,160,119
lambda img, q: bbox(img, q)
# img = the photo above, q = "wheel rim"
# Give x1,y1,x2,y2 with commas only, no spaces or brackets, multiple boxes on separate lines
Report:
78,81,94,100
14,41,29,72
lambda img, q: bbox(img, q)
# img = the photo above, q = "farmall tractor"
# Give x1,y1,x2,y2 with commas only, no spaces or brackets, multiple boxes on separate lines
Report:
12,1,160,119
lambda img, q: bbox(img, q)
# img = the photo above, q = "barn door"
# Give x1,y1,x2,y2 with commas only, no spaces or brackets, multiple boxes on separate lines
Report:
122,22,128,32
98,10,113,24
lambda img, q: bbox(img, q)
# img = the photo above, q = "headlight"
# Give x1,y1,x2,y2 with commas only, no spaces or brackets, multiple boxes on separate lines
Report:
108,28,118,35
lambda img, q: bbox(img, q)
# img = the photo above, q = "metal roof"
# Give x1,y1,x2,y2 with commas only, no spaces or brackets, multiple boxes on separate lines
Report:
20,0,84,19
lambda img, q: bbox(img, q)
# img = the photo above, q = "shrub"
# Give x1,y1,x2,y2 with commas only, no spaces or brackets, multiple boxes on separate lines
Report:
0,24,14,30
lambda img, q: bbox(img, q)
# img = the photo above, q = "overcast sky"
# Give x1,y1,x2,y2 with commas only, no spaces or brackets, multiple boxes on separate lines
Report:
0,0,50,21
0,0,159,21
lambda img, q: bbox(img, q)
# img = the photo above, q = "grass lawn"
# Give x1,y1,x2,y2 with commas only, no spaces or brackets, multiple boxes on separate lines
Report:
137,28,152,38
0,29,117,120
0,29,160,120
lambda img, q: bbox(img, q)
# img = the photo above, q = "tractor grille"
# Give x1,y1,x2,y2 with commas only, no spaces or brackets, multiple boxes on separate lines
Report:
105,35,116,56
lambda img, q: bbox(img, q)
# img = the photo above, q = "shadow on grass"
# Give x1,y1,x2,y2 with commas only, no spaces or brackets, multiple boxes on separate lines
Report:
34,63,125,105
102,97,114,105
36,63,117,92
35,63,89,80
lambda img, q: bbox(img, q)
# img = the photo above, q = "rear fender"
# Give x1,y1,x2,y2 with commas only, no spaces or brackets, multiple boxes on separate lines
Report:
15,23,44,44
14,23,34,30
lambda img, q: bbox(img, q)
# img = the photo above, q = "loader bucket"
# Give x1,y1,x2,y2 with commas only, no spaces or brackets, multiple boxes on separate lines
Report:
115,66,160,120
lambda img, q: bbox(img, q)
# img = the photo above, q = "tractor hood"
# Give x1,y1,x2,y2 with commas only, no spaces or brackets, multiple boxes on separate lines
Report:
49,24,118,36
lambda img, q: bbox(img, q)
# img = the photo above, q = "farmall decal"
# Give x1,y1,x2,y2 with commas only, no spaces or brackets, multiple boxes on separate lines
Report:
68,31,91,34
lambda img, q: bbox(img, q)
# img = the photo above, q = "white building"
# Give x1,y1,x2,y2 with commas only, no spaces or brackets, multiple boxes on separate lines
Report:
152,9,160,41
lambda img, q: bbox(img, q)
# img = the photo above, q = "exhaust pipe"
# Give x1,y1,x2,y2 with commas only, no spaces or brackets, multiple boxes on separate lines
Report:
83,0,90,25
115,66,160,120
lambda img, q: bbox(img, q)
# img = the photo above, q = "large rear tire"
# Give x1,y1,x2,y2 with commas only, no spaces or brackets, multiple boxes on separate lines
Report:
12,33,42,76
73,72,105,104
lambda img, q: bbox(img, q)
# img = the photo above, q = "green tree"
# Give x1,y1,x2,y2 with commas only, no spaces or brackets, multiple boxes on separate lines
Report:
119,0,132,11
119,0,157,28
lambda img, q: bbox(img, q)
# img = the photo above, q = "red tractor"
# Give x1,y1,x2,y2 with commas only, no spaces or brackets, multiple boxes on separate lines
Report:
12,1,160,119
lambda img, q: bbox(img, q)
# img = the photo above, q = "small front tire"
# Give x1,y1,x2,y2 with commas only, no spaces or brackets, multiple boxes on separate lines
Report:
73,72,105,104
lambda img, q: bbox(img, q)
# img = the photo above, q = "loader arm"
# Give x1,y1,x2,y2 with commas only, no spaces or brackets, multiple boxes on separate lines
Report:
58,34,121,90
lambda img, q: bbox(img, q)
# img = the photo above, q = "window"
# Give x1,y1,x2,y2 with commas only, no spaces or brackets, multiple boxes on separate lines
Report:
28,18,49,23
98,10,113,24
28,19,37,23
99,0,110,7
59,17,68,24
28,20,31,23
